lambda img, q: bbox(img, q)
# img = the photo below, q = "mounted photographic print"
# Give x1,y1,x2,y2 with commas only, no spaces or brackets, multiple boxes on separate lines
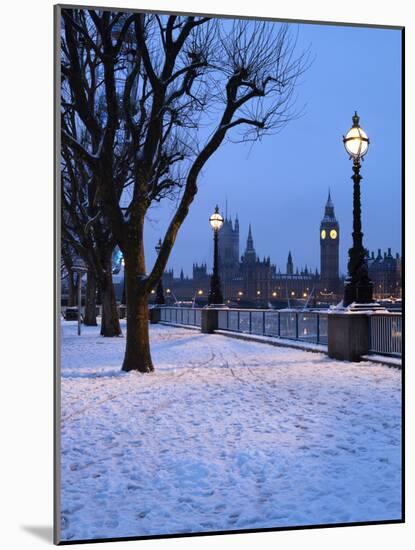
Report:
55,3,404,544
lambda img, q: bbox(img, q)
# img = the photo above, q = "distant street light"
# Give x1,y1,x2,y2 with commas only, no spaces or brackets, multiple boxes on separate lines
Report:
342,112,373,306
155,238,165,305
71,260,88,336
120,208,128,308
208,205,224,306
121,257,126,305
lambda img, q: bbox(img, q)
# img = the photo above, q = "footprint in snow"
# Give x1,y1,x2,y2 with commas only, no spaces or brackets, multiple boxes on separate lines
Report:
214,504,226,512
129,440,143,447
323,448,339,456
61,515,69,529
69,461,93,471
105,519,119,528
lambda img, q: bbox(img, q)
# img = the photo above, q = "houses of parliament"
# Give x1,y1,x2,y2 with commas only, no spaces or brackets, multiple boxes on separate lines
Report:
160,193,401,306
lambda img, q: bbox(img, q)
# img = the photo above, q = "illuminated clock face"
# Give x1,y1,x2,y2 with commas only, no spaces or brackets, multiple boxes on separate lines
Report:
321,229,326,239
330,229,338,239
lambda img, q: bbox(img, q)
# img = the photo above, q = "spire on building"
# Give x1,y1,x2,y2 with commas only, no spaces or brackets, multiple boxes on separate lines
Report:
246,224,254,251
322,189,337,222
242,223,256,263
287,251,294,275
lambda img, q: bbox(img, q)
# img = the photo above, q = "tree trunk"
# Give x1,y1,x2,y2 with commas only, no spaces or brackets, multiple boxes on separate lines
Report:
122,261,154,373
84,270,98,326
100,258,122,337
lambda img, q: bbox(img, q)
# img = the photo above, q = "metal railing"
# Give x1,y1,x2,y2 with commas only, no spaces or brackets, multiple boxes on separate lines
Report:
368,313,402,356
157,307,402,359
218,309,328,345
159,307,327,344
159,306,202,327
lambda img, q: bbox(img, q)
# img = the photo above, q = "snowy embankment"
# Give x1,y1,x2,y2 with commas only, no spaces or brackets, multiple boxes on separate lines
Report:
60,321,402,542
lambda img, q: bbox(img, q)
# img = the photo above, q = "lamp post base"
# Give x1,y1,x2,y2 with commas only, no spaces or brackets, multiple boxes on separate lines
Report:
328,312,369,362
208,286,223,307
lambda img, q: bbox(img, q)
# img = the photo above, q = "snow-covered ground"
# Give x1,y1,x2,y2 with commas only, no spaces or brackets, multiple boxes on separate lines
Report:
59,321,402,542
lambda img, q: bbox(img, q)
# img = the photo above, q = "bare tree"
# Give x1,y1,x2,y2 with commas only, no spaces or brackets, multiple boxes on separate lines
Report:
61,141,122,335
61,241,78,307
60,9,309,371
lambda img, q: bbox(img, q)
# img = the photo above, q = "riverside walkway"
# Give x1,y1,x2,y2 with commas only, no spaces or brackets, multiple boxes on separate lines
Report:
60,321,402,541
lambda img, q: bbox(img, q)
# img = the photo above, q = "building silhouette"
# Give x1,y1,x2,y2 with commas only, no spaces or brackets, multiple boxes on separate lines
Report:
320,191,340,295
157,193,351,305
62,192,402,307
239,225,276,301
218,214,240,298
367,248,402,299
132,192,400,307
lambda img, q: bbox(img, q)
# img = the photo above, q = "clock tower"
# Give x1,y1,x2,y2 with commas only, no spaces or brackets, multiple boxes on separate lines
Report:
320,191,340,294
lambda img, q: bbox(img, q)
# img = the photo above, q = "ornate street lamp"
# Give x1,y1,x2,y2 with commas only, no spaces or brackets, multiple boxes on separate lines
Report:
155,238,165,305
208,205,224,306
342,111,373,306
71,259,88,336
121,257,126,306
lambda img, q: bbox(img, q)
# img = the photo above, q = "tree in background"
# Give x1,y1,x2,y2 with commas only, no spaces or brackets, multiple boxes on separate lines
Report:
61,241,78,307
61,138,123,335
61,9,309,371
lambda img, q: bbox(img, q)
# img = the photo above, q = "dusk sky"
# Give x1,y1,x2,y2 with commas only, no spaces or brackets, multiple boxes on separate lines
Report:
143,19,402,278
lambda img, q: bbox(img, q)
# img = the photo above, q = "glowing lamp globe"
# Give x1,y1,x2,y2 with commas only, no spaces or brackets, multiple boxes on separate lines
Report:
209,205,224,231
343,112,369,159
